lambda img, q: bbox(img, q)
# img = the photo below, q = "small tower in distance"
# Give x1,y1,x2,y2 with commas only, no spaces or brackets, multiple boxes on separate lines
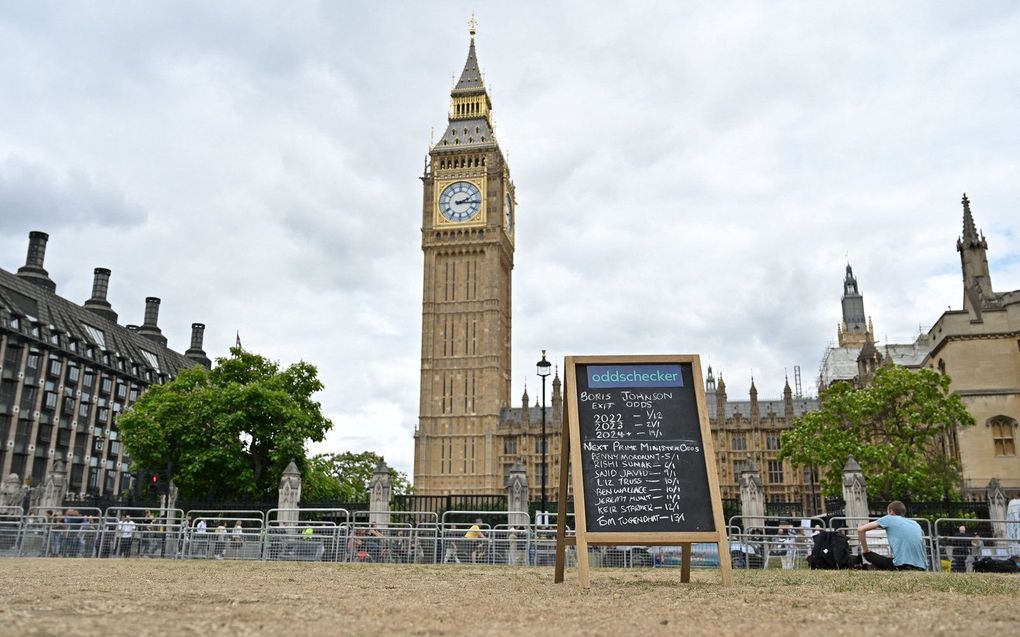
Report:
838,263,872,347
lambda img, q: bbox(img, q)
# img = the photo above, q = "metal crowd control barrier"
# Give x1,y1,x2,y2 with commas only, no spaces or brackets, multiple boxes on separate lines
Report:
347,511,442,564
724,515,818,570
20,507,104,558
346,522,414,563
100,507,185,559
0,506,23,557
532,513,572,567
934,517,1020,572
265,508,349,562
13,505,1016,575
439,510,511,565
185,512,265,561
411,522,441,564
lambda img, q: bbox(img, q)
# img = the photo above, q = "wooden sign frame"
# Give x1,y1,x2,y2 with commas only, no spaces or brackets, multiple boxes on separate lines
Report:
553,354,731,588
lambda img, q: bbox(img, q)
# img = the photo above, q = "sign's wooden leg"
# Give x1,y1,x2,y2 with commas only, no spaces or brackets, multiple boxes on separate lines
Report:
680,541,691,583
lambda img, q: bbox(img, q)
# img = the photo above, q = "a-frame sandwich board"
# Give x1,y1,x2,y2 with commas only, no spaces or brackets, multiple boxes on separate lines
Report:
554,354,731,588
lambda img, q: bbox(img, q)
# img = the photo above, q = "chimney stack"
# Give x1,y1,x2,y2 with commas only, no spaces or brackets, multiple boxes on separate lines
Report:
185,323,211,369
136,297,168,346
83,267,118,323
16,231,57,292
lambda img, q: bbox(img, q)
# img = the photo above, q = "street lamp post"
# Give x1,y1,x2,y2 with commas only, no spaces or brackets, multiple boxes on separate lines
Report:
536,350,552,520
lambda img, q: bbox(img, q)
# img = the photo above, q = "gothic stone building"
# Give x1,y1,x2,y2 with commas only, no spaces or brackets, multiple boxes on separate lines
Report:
922,195,1020,495
817,195,1019,497
705,370,820,512
0,231,209,496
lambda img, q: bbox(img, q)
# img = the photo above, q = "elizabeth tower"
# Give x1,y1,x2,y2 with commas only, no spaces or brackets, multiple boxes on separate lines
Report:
413,26,516,495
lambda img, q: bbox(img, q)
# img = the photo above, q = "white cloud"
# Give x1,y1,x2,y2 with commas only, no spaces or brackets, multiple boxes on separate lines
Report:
1,2,1019,477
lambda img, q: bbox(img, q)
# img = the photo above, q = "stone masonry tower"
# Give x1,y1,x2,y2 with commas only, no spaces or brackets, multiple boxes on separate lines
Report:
957,193,994,313
838,263,872,347
414,22,516,495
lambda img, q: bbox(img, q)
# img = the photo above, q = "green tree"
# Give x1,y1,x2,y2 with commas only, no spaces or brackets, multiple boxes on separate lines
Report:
118,348,332,500
302,451,412,502
779,366,974,501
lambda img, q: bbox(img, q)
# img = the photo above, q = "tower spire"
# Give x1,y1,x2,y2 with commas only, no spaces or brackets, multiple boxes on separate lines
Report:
961,193,980,245
454,22,484,93
956,193,993,313
434,22,496,150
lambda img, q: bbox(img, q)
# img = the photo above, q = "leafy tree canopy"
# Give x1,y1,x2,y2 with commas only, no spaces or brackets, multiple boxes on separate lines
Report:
302,451,412,502
118,348,332,500
779,366,974,501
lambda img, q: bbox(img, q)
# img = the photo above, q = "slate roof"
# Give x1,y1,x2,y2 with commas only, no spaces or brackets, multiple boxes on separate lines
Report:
433,37,498,152
436,117,496,150
705,393,819,420
0,266,197,380
453,38,484,94
499,405,545,427
818,338,928,388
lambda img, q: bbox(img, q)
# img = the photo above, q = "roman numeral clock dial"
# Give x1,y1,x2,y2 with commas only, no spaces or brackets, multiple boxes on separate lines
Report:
438,181,482,222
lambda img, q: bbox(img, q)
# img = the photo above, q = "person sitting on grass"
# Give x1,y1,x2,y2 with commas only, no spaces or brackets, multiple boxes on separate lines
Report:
856,500,928,571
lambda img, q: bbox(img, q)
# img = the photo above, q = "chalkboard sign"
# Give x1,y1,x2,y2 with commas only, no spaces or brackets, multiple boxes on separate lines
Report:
576,362,714,533
554,355,731,588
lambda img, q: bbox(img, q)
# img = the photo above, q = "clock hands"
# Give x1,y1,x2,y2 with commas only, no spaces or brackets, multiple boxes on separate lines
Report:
454,198,480,206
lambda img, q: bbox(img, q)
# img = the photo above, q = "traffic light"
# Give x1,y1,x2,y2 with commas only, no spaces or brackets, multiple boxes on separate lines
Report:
149,471,166,495
152,470,170,496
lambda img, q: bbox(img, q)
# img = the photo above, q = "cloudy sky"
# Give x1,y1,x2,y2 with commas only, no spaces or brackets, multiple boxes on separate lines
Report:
2,2,1018,477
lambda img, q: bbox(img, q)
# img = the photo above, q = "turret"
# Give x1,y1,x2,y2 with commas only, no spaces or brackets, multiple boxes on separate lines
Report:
551,366,562,426
783,377,794,421
521,383,530,427
957,193,994,314
749,378,759,423
715,375,727,423
856,332,883,386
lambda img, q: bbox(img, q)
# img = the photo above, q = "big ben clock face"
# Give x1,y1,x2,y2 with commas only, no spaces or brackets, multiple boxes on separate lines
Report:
504,193,514,233
438,181,482,222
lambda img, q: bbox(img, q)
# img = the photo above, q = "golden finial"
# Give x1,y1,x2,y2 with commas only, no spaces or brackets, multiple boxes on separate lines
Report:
469,13,477,39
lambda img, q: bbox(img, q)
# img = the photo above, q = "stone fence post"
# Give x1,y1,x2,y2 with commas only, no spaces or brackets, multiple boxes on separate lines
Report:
505,461,529,529
277,459,301,525
987,478,1008,539
34,459,67,511
369,460,392,527
738,461,765,532
0,473,27,509
842,456,869,524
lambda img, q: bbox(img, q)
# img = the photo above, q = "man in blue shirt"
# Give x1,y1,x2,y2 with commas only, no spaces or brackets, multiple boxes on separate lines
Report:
857,500,928,571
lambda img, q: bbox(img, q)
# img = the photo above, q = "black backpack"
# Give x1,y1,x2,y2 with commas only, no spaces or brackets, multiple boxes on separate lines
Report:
808,531,852,570
973,557,1019,573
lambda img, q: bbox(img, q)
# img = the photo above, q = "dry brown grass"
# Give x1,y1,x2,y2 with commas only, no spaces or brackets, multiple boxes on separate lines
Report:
0,558,1016,636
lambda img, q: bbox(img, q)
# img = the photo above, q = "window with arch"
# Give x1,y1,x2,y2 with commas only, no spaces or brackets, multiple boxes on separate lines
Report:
730,432,747,451
990,417,1016,457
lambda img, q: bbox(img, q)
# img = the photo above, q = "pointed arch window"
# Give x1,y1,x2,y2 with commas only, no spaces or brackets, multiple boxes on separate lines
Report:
731,433,747,451
990,416,1016,457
